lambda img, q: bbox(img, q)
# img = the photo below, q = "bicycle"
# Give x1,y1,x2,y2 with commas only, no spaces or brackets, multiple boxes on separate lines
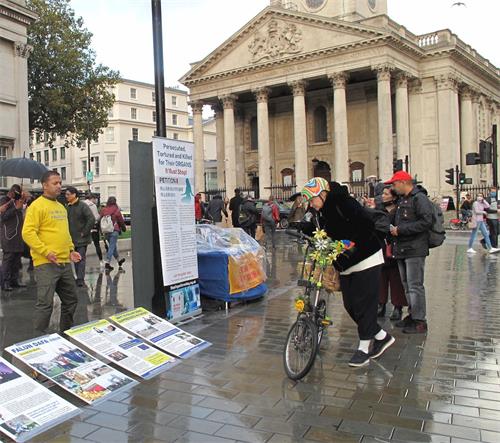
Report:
283,229,334,380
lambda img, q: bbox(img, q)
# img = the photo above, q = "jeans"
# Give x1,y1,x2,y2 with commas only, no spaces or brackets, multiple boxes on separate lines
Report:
74,245,87,283
105,231,120,263
397,257,427,321
339,265,382,340
34,263,78,334
468,221,492,249
263,222,276,248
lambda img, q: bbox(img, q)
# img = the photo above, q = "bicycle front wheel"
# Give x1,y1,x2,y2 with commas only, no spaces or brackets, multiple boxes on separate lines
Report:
283,315,318,380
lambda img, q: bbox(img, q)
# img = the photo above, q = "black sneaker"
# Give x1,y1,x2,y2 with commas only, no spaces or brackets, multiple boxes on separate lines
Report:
348,350,371,368
370,333,395,359
390,307,403,321
105,263,114,271
403,320,428,334
395,315,413,328
118,258,126,267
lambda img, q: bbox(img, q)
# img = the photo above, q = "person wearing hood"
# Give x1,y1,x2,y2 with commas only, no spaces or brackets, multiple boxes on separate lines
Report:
386,171,433,334
239,195,259,238
100,197,127,272
300,178,394,368
194,193,204,222
206,195,228,226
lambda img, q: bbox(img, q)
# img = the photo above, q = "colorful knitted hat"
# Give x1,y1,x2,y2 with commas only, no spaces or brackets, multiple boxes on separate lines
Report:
301,177,330,202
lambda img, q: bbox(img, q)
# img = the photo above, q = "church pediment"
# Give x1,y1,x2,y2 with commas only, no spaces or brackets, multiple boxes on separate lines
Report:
181,7,387,85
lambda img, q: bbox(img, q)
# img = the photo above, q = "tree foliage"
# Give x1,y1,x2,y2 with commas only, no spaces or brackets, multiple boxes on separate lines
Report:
27,0,119,146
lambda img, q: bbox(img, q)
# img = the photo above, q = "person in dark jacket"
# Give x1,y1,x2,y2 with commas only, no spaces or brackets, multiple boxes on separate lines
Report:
386,171,433,334
239,195,259,238
65,187,95,286
100,197,127,272
300,177,395,368
228,189,243,228
206,195,228,225
0,184,26,291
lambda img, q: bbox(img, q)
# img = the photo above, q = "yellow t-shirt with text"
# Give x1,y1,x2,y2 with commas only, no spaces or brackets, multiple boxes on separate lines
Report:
22,196,74,267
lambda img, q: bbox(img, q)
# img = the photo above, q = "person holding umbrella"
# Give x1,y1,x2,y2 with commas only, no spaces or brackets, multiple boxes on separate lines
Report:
0,185,27,291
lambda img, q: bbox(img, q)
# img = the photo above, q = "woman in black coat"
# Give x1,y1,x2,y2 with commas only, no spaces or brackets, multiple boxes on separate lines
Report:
300,178,396,367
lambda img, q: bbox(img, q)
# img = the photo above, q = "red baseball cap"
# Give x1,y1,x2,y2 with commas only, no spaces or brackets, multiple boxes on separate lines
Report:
385,171,413,184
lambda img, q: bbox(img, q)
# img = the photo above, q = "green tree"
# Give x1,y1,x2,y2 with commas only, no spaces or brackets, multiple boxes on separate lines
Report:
27,0,119,146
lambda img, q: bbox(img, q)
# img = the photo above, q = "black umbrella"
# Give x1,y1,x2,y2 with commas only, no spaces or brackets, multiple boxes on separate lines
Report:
0,156,49,180
289,192,302,202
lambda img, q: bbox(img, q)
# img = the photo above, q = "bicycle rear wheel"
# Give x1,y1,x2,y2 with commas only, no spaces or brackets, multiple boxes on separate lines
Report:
283,315,318,380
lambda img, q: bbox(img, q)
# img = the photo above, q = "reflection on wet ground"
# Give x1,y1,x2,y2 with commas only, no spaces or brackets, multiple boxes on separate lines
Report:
1,233,500,442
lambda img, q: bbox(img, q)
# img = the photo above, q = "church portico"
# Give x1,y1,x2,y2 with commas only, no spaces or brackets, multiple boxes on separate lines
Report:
182,1,499,197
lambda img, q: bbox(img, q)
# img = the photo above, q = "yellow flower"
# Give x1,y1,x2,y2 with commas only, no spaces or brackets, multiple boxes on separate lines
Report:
295,299,305,312
313,229,328,240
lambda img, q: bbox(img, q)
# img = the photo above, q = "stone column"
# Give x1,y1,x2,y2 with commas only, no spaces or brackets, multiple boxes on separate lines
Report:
329,72,350,183
254,87,271,198
212,104,225,189
395,72,410,165
460,86,474,175
290,80,308,188
408,79,423,176
14,42,32,158
375,65,394,180
190,101,205,193
436,74,461,188
220,94,237,196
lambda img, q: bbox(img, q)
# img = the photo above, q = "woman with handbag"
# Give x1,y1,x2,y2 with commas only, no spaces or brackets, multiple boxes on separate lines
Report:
300,178,395,368
467,193,499,254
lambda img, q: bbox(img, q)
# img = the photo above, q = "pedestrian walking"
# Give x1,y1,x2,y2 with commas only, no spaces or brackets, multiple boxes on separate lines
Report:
84,193,104,268
229,189,243,228
261,195,280,249
22,171,81,335
288,194,306,229
301,177,394,368
195,193,204,222
386,171,434,334
65,187,95,286
480,187,499,249
468,193,499,254
206,195,228,226
0,184,27,291
100,197,127,272
460,193,473,221
239,195,259,238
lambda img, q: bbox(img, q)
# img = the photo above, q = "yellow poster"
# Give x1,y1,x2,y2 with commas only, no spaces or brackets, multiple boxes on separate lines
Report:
228,253,266,294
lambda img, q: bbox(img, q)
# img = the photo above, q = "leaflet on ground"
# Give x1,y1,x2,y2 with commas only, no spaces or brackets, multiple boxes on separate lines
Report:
6,334,137,405
110,307,211,358
0,357,79,442
65,319,178,379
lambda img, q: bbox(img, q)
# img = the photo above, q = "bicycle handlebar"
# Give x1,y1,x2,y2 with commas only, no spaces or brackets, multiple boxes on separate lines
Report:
285,229,313,243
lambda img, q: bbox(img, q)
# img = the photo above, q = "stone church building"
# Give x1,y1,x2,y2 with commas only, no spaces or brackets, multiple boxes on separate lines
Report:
181,0,500,198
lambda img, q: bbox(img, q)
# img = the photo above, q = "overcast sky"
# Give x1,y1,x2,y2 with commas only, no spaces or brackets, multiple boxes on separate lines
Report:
70,0,499,89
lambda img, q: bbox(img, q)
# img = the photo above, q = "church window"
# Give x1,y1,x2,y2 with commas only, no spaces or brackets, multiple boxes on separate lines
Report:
250,117,258,150
314,106,328,143
350,162,365,182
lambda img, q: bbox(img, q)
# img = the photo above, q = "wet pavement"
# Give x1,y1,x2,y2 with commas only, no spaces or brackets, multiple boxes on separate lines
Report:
1,232,500,442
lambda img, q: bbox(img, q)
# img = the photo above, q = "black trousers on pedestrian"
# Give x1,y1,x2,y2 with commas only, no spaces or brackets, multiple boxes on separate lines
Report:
91,230,103,261
2,251,22,286
486,219,498,248
340,265,382,340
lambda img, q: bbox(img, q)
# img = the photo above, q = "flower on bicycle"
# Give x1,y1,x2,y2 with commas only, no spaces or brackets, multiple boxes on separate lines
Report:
314,238,330,251
313,229,328,240
294,298,305,312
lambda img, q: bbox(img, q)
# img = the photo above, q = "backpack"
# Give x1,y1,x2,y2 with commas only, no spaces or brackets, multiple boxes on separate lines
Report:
100,215,115,234
238,203,250,225
428,200,445,248
262,204,275,223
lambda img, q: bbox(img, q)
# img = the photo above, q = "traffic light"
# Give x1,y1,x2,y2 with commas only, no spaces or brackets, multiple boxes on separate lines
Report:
459,172,466,185
445,168,454,185
479,140,493,164
466,152,481,165
393,159,403,172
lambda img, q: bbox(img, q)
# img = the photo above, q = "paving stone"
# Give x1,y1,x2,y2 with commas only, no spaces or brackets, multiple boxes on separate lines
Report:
215,424,273,442
304,426,362,443
85,412,130,431
338,419,393,440
85,427,130,442
481,430,500,443
370,412,423,431
162,402,214,419
423,421,481,441
392,428,451,442
68,421,100,438
168,415,224,434
127,422,185,442
197,397,247,413
253,417,309,437
175,432,237,443
206,410,261,428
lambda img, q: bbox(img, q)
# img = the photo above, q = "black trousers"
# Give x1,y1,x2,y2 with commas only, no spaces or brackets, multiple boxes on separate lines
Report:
2,251,22,285
340,265,382,340
91,230,103,261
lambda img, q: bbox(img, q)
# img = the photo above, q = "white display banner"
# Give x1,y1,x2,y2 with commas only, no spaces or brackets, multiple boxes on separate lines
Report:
152,137,198,286
6,334,137,405
65,319,178,379
0,357,79,442
110,307,211,359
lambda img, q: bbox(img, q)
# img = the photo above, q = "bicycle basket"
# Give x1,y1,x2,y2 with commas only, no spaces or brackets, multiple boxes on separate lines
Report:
300,261,341,293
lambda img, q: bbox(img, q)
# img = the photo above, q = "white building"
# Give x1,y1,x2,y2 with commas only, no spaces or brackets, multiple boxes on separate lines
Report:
0,0,36,186
30,79,216,209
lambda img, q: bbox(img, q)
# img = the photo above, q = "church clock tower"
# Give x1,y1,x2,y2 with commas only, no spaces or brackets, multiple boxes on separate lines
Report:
271,0,387,21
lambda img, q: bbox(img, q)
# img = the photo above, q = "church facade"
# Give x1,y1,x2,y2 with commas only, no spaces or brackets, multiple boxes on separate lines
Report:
181,0,500,198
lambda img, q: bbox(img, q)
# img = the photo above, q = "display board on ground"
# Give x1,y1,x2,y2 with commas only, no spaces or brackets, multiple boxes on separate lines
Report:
6,334,137,404
0,357,79,442
110,307,211,358
65,319,178,379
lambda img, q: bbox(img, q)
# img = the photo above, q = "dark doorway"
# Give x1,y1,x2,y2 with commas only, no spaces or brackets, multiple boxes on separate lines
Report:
251,176,260,199
313,160,331,181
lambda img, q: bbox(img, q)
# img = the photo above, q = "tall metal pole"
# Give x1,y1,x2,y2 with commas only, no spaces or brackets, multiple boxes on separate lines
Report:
492,124,498,188
455,164,460,220
152,0,166,137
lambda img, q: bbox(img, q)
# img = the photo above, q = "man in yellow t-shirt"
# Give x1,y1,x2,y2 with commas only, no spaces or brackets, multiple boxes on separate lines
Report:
22,171,82,335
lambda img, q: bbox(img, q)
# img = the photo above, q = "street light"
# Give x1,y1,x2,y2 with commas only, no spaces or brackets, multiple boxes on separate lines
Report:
84,97,92,191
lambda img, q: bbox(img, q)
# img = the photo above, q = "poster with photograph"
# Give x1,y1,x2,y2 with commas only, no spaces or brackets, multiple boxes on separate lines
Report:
65,319,178,379
110,307,211,358
0,357,79,442
167,281,201,322
6,334,137,405
152,137,198,286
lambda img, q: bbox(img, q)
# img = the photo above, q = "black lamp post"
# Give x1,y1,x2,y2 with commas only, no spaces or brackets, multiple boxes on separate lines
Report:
84,97,92,190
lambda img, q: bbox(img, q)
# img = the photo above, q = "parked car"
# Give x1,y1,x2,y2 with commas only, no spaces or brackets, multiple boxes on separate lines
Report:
122,210,131,226
254,199,291,229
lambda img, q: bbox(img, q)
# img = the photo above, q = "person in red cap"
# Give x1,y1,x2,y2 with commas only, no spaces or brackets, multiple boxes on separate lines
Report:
385,170,433,334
